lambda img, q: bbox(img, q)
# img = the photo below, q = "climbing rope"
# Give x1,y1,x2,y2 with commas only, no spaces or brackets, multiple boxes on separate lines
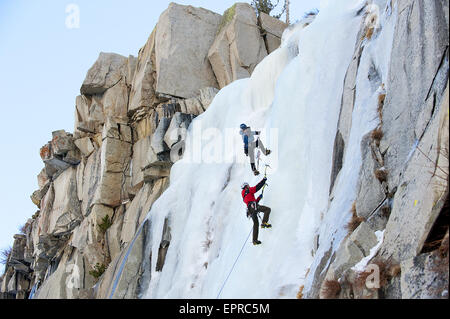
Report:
216,226,253,299
28,282,38,299
216,161,273,299
108,221,146,299
217,165,271,298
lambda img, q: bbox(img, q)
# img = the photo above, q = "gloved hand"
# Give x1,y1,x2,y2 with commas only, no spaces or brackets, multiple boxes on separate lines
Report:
257,194,263,202
244,147,248,156
262,177,267,182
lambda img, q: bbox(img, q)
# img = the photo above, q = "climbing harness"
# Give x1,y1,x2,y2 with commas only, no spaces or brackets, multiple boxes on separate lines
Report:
246,201,257,218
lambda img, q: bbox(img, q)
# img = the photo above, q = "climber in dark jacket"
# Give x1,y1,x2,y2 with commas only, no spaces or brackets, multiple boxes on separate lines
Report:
241,178,271,245
239,123,271,175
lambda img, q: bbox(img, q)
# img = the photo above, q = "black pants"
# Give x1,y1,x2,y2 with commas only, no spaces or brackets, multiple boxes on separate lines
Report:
248,203,271,242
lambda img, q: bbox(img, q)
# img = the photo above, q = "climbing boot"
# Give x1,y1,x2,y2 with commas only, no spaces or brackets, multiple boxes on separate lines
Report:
251,163,260,176
265,149,271,156
253,240,262,245
261,222,272,229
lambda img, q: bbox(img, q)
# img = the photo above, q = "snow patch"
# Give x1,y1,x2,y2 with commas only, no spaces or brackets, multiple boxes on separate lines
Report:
352,230,385,272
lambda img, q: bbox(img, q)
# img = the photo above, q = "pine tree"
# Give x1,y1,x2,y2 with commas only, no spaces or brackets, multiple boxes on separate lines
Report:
251,0,287,19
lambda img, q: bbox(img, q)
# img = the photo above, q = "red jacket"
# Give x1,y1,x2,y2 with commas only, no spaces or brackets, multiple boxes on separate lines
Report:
242,179,266,206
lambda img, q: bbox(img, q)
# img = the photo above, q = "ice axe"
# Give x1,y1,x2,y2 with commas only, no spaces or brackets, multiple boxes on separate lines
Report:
261,164,271,196
263,164,271,178
256,164,271,220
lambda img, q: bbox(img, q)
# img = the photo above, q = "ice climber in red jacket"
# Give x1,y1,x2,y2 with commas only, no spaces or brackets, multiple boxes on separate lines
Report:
241,177,272,245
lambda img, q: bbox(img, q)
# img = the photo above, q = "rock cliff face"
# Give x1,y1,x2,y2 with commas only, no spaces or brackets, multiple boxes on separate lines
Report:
304,0,449,299
0,1,448,299
0,2,287,299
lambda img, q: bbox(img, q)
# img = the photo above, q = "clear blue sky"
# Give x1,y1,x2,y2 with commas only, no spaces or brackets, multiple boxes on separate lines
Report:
0,0,321,273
